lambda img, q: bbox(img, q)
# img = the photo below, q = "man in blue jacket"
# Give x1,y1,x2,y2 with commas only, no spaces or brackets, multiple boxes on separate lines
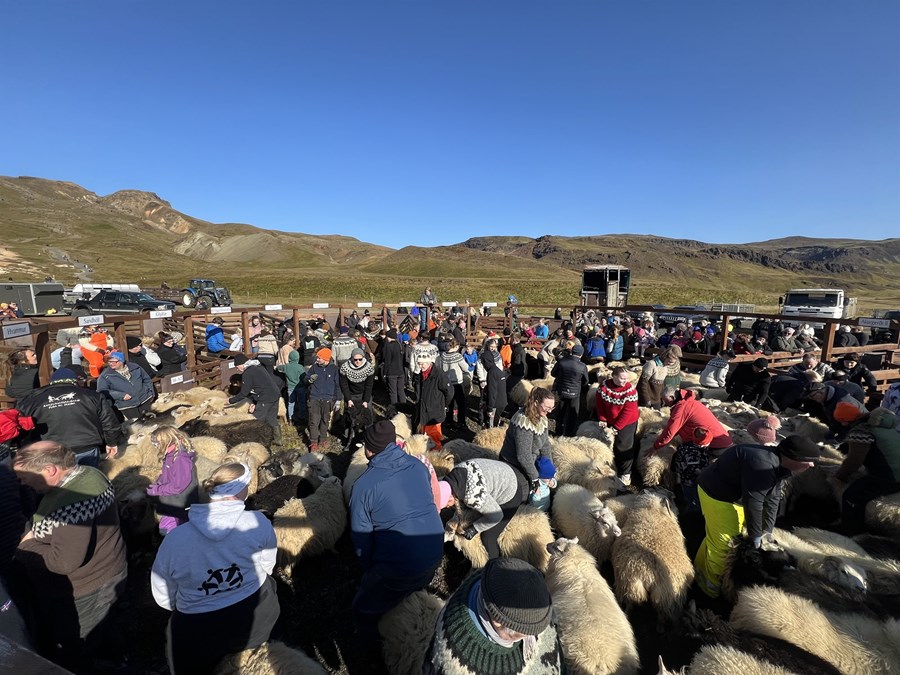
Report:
349,420,444,640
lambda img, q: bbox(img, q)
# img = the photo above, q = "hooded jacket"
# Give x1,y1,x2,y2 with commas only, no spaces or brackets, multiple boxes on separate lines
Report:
275,350,305,390
150,499,276,614
654,389,731,450
5,365,39,401
205,323,227,353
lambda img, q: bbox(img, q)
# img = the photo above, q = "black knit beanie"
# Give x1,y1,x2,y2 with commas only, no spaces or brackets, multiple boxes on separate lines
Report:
481,557,552,635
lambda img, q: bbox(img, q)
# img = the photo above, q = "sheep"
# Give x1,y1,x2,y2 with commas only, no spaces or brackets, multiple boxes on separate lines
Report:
611,489,693,628
585,383,599,413
574,420,617,446
779,456,845,519
779,412,830,443
656,602,843,675
730,585,900,675
551,484,621,564
180,417,276,449
854,533,900,561
391,412,413,441
214,640,327,675
472,425,507,452
636,433,676,489
867,492,900,539
604,493,641,528
509,377,554,407
272,476,346,580
423,450,455,477
257,450,333,490
550,437,619,499
246,458,324,516
545,537,639,675
400,433,435,458
221,441,270,494
450,504,554,572
378,591,444,675
687,645,807,675
442,438,499,463
189,436,230,464
585,362,608,384
170,386,230,408
343,446,371,503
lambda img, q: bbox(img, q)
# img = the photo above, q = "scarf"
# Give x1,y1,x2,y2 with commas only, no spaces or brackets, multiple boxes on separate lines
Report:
340,358,374,383
32,466,116,539
475,581,539,659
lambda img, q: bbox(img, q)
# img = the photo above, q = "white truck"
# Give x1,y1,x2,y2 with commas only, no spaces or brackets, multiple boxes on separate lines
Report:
778,288,857,328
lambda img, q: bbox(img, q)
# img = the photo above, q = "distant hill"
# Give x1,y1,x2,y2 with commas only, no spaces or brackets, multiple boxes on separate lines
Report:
1,176,897,310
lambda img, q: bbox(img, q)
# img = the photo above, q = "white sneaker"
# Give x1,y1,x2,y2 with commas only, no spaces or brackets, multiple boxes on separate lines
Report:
620,474,631,486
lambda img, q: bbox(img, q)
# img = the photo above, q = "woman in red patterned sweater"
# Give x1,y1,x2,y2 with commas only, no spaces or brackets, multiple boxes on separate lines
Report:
596,366,640,485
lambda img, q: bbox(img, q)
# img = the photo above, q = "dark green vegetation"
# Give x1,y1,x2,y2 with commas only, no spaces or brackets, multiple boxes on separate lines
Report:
2,176,897,311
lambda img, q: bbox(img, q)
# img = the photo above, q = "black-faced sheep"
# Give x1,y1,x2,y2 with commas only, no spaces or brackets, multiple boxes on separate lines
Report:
214,640,327,675
257,450,333,490
272,476,346,580
551,484,621,564
180,417,276,450
245,467,323,520
730,585,900,675
574,420,617,446
545,537,639,675
611,489,693,628
378,590,444,675
449,504,554,572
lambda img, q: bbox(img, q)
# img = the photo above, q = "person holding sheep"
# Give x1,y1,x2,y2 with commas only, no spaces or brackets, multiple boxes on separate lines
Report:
500,386,555,487
693,435,821,598
441,458,529,560
228,353,283,447
349,420,445,641
652,387,733,455
151,462,280,675
596,366,639,485
423,556,563,674
146,426,200,535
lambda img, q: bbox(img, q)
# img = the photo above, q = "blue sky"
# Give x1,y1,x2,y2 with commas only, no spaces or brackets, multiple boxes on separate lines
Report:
2,1,898,249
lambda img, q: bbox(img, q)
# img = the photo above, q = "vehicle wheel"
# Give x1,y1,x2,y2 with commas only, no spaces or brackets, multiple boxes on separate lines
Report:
182,292,197,308
196,296,212,311
71,307,90,317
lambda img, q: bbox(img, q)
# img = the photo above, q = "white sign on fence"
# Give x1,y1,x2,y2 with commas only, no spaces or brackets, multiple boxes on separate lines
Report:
264,304,283,311
357,302,373,308
441,302,456,308
78,315,105,327
170,374,184,385
399,301,416,307
312,303,329,309
858,317,892,329
150,310,173,319
1,322,31,339
210,306,232,314
482,302,498,308
227,361,236,369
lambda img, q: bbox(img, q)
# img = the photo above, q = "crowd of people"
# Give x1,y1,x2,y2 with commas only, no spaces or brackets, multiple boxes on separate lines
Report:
0,292,899,673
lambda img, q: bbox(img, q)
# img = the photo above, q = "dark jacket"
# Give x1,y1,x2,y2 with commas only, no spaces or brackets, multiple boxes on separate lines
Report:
128,350,157,378
841,362,877,392
300,334,322,368
228,364,281,405
834,331,859,349
726,362,772,407
339,365,375,403
15,381,122,449
499,411,551,482
155,343,187,377
485,363,508,412
698,444,790,542
380,340,405,378
414,365,451,428
307,361,339,401
5,366,39,401
349,443,444,575
766,374,808,413
96,362,155,411
551,355,589,399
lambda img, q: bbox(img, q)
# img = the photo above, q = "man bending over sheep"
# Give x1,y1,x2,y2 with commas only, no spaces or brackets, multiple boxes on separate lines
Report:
350,420,445,641
694,436,821,598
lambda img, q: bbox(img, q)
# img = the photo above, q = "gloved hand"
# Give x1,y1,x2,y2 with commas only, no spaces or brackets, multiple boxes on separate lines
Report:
760,532,783,553
751,536,763,549
332,400,341,413
463,526,478,541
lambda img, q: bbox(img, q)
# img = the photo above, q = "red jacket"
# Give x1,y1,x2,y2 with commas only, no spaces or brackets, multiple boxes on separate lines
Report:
596,379,639,430
654,389,731,450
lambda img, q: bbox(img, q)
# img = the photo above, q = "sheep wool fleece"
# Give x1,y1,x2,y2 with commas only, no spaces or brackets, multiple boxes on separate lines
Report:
424,573,562,675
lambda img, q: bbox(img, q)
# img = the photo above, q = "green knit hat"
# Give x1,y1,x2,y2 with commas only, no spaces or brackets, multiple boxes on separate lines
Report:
481,558,552,635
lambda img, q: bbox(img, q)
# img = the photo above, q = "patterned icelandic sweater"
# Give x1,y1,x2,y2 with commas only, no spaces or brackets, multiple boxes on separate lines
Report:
596,379,639,430
16,466,126,598
423,572,563,675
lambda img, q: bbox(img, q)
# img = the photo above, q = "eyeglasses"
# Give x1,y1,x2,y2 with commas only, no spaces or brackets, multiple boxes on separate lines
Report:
352,358,365,363
108,359,121,364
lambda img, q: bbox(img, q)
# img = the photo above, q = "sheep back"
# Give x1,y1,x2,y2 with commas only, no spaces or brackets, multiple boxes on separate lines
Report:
471,426,507,452
273,477,346,579
379,590,444,675
214,640,326,675
443,439,498,463
866,492,900,539
551,484,620,564
689,645,795,675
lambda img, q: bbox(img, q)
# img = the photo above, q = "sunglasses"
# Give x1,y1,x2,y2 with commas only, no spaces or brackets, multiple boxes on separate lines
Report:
351,358,365,363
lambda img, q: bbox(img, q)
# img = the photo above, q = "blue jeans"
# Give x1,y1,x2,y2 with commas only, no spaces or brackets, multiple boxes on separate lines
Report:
72,446,100,468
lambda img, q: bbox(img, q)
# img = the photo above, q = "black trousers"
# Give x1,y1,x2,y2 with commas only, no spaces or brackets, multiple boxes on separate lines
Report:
308,398,332,444
447,383,466,423
253,400,283,446
385,375,407,405
613,421,638,476
480,469,529,559
556,396,580,437
167,577,279,675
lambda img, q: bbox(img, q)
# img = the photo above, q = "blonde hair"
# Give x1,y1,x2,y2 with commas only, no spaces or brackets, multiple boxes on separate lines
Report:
202,463,245,495
149,426,193,460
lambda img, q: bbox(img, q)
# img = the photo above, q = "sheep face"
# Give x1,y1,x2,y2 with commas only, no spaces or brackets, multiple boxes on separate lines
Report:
815,556,868,592
546,536,579,558
592,505,622,538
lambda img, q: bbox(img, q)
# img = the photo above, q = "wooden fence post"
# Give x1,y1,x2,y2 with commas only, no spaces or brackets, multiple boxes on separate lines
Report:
184,316,196,368
241,312,251,356
292,309,300,343
821,321,838,362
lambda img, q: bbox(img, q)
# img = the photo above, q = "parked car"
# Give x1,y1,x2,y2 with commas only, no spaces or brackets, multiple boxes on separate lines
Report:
70,290,177,316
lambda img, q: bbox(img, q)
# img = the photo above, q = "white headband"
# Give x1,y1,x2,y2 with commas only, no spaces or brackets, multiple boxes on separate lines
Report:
208,463,252,500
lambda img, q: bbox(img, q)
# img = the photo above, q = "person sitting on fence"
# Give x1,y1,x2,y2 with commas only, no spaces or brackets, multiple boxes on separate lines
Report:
205,317,227,355
155,332,188,377
255,328,279,373
79,327,114,378
788,350,834,380
833,324,859,348
97,351,155,421
2,348,40,402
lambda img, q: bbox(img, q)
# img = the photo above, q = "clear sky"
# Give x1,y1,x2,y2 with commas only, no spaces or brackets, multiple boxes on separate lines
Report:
2,1,898,249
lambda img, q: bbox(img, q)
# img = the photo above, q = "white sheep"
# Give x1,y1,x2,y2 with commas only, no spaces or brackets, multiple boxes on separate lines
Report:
222,441,270,494
585,383,599,413
214,640,327,675
472,426,507,452
391,412,412,441
509,377,555,407
636,407,669,439
779,412,830,443
604,493,641,528
551,484,621,564
401,433,436,458
867,492,900,539
687,645,796,675
378,591,444,675
273,476,346,580
636,433,676,489
545,537,639,675
730,585,900,675
550,437,619,500
190,436,230,464
611,490,693,627
343,446,371,503
451,504,554,572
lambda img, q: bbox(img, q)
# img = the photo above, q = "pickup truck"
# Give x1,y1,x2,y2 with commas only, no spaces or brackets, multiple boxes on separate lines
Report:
70,290,177,317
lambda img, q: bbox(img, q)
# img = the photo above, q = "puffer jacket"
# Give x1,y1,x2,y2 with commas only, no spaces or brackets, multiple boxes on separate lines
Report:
97,362,155,411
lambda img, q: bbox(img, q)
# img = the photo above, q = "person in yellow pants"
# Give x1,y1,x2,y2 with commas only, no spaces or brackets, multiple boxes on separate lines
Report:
694,435,820,598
